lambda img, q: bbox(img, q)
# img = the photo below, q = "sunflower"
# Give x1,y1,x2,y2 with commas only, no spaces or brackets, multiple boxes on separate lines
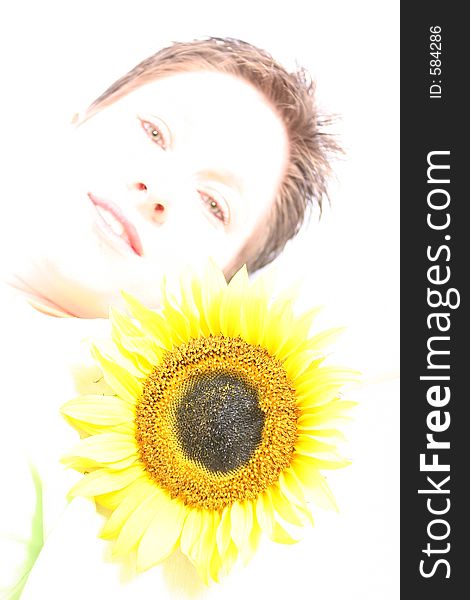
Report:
61,263,357,583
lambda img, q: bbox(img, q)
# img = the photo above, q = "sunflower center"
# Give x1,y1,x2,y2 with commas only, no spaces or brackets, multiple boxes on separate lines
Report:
136,335,298,511
176,371,264,473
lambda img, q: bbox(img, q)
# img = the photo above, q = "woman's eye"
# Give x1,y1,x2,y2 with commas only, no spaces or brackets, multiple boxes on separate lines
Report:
200,192,228,225
140,119,166,149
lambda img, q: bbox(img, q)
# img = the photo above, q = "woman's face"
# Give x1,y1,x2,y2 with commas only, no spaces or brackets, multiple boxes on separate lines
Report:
23,71,288,317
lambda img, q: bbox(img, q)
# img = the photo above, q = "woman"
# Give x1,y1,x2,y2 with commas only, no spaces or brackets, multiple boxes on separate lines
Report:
1,37,337,598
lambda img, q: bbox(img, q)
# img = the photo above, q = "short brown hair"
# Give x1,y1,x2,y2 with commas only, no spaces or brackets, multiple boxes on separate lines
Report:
88,37,340,276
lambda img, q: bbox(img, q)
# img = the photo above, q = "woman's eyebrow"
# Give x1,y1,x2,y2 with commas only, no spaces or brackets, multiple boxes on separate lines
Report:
199,169,244,195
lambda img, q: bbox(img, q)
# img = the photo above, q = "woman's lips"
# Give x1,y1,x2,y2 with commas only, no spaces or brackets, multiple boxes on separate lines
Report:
88,193,143,256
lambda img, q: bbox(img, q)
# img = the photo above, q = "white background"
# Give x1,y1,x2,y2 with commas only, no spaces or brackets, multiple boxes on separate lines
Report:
0,1,399,598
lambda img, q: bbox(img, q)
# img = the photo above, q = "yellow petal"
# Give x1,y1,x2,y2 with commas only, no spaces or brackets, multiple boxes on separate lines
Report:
314,477,339,512
193,512,220,584
269,287,299,320
231,501,260,567
219,268,248,338
137,495,188,571
201,291,223,335
283,347,322,380
98,337,147,379
69,465,142,498
208,545,224,583
292,457,340,511
271,486,308,527
160,285,192,345
109,305,145,337
263,300,295,356
227,264,249,290
189,261,227,336
259,491,302,545
239,511,262,566
273,307,324,361
255,492,273,537
180,509,203,559
218,540,239,579
111,331,159,376
216,505,232,557
237,277,270,346
270,520,302,545
61,453,137,472
61,395,134,427
121,291,174,349
230,501,252,550
113,488,162,556
302,326,346,355
300,399,357,422
297,361,356,388
278,469,307,508
252,266,277,299
296,382,344,408
63,432,137,465
202,259,228,294
96,476,148,511
62,417,134,438
295,434,338,457
297,423,347,444
295,369,361,408
293,450,351,470
109,305,163,367
178,270,205,338
101,478,152,539
91,346,142,405
219,293,241,337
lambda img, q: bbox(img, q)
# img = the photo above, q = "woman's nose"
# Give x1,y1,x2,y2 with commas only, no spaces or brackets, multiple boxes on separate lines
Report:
129,181,167,225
